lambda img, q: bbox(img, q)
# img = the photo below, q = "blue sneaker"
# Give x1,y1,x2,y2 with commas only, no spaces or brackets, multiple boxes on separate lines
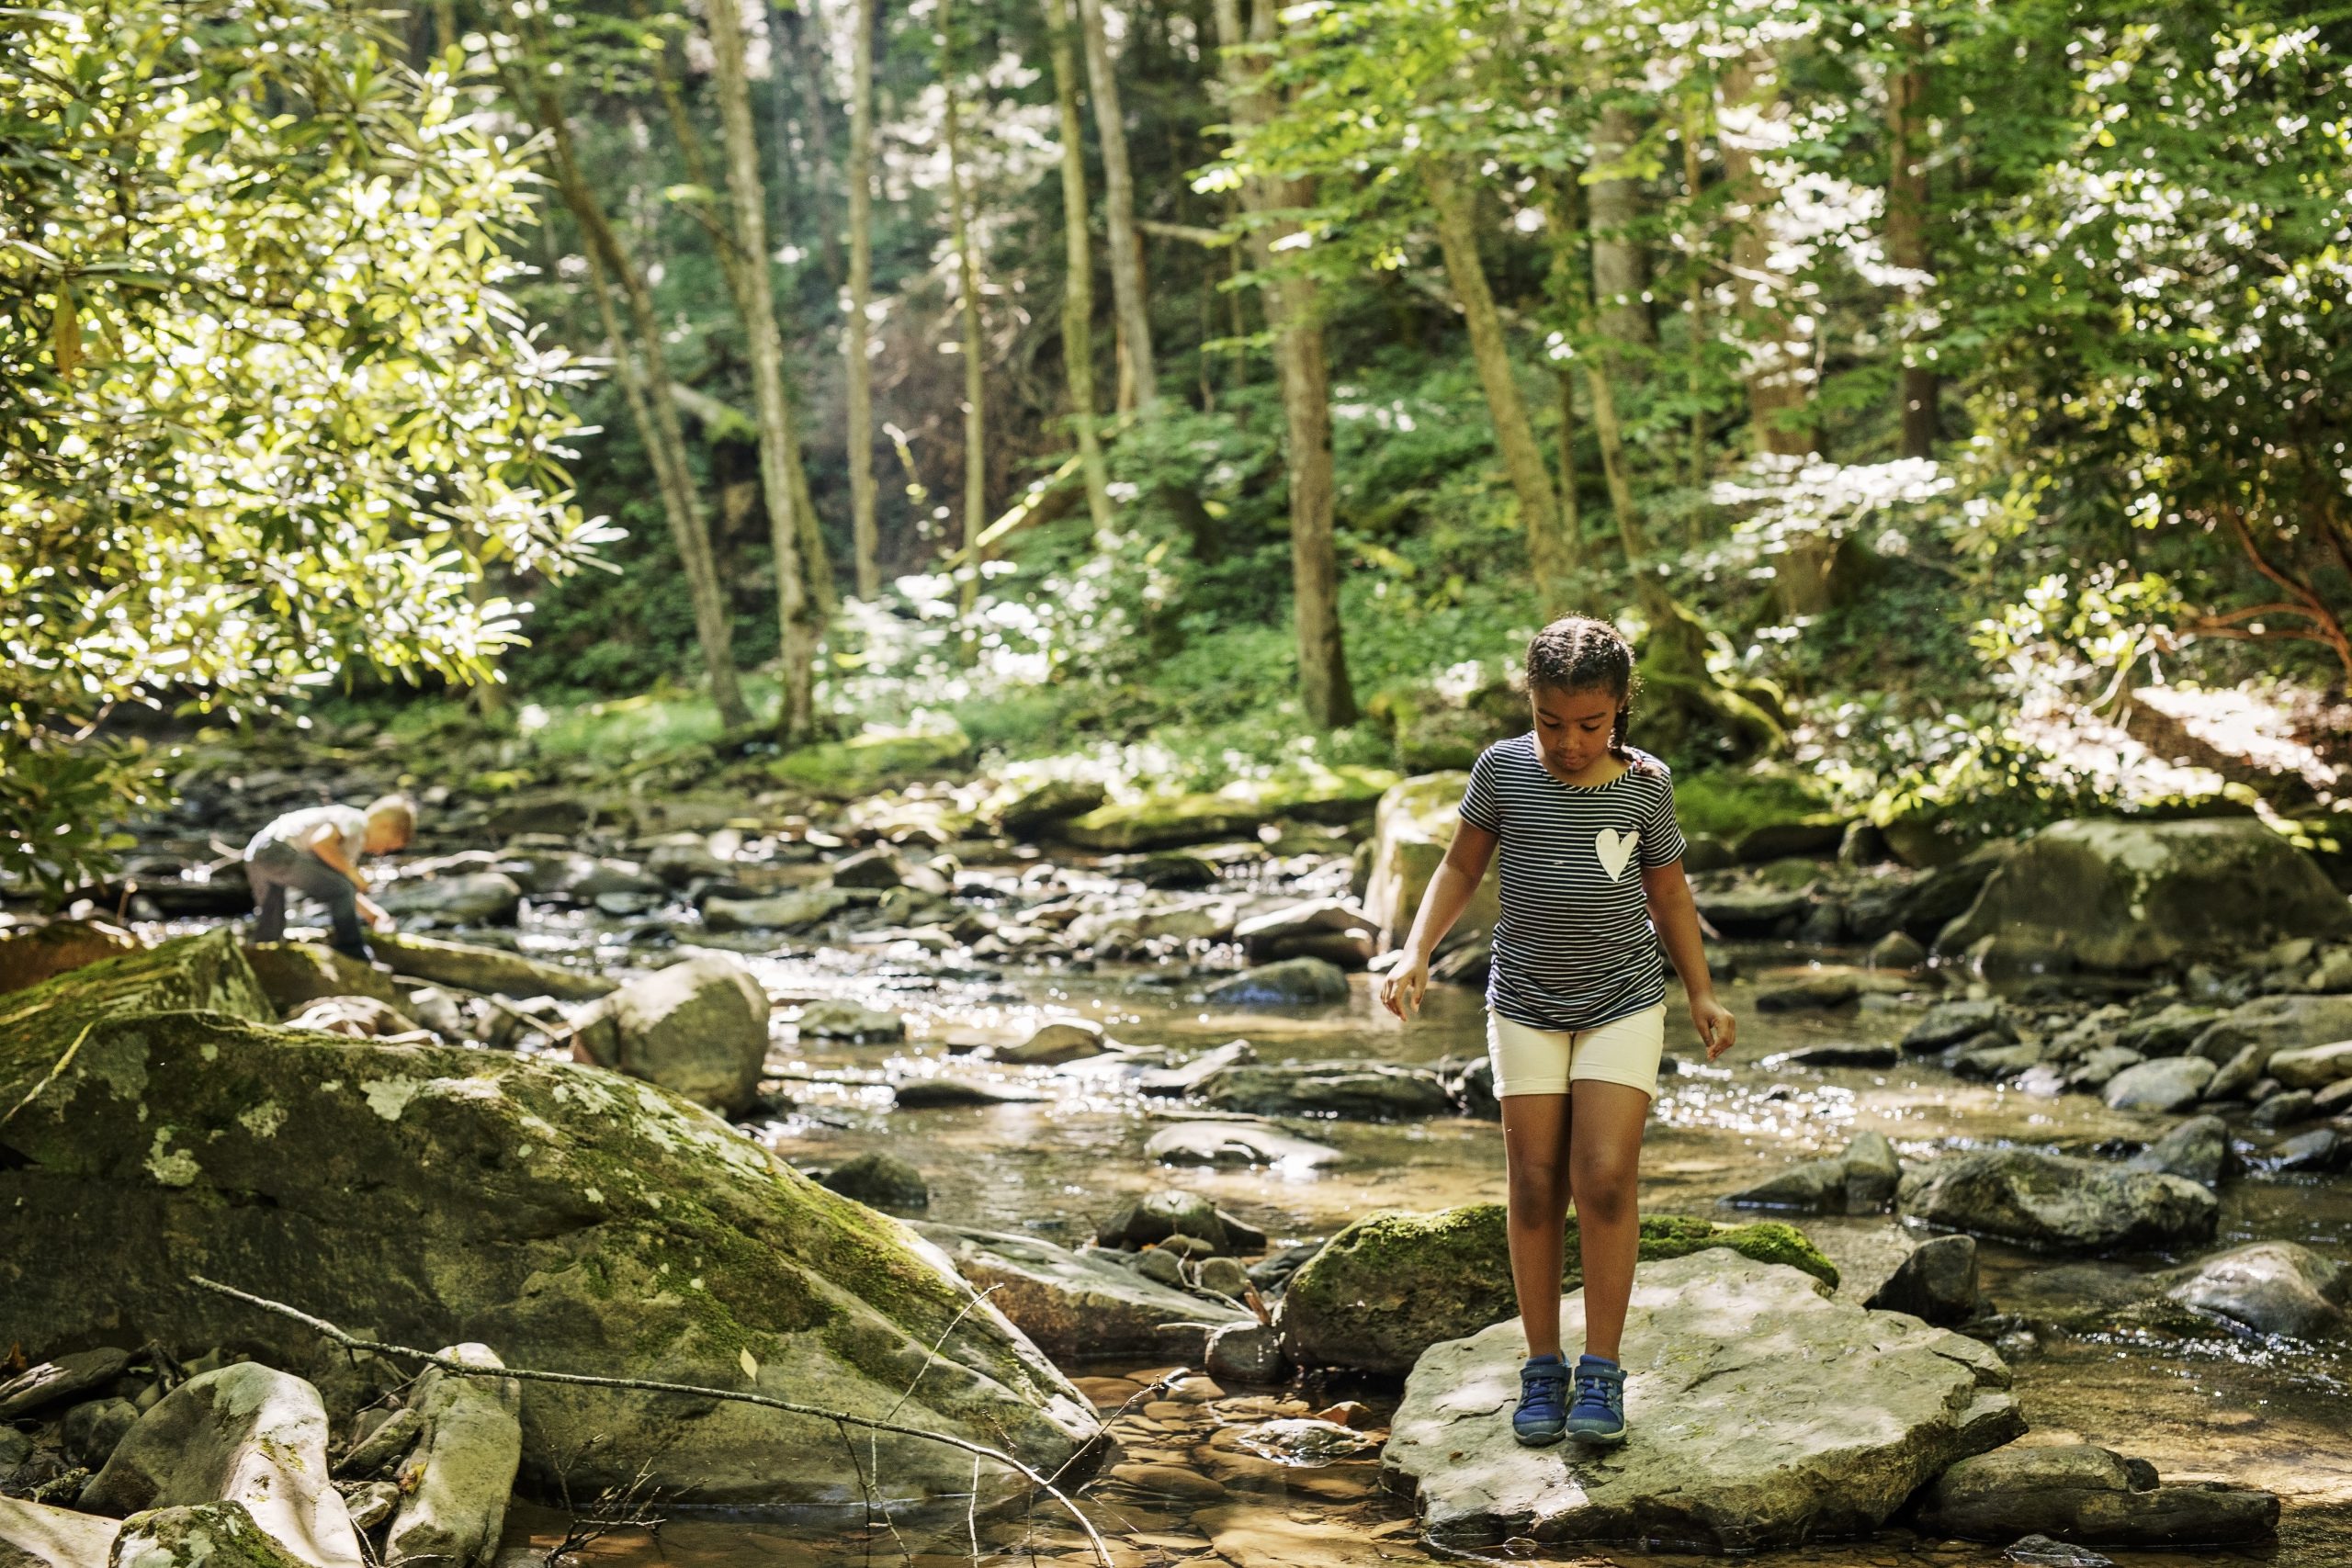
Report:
1512,1354,1568,1446
1565,1354,1627,1444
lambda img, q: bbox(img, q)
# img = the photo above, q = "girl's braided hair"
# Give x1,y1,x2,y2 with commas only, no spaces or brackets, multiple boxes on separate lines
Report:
1524,615,1658,773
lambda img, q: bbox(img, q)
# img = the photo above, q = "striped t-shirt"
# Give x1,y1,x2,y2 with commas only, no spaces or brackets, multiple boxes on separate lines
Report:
1457,736,1688,1032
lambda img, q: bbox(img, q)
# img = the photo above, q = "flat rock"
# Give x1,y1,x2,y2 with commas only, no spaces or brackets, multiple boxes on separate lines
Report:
1904,999,2015,1054
1385,1249,2022,1551
1761,1041,1900,1069
375,932,616,1002
379,872,522,927
2268,1039,2352,1089
570,955,771,1114
0,1348,131,1420
916,1225,1251,1360
1195,1061,1449,1120
2102,1055,2216,1112
993,1019,1109,1066
2126,1115,2232,1188
0,1495,122,1568
797,999,906,1043
2158,1241,2348,1339
891,1077,1046,1108
701,888,854,934
1896,1149,2218,1252
2189,995,2352,1062
1915,1443,2278,1546
1143,1122,1340,1170
1134,1038,1255,1097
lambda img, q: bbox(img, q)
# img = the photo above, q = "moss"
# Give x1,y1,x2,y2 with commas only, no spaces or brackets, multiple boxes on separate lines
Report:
0,930,272,1076
767,726,975,797
1672,769,1837,841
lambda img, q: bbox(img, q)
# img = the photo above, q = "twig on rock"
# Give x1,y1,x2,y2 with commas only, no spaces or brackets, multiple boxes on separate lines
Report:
189,1275,1115,1568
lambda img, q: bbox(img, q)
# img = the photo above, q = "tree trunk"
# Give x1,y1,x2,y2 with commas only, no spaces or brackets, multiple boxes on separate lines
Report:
1216,0,1356,728
1075,0,1157,412
1589,102,1655,353
1554,370,1582,569
1681,94,1711,498
940,0,989,636
844,0,881,595
1887,21,1937,459
1426,160,1573,616
1043,0,1115,543
706,0,821,739
779,0,845,285
1717,52,1815,461
520,77,751,728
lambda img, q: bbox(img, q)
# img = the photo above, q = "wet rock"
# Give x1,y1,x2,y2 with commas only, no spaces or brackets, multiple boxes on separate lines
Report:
1143,1122,1340,1170
1204,957,1351,1008
1723,1132,1900,1215
379,873,522,927
982,776,1108,837
1385,1249,2020,1551
61,1398,139,1470
382,1347,521,1568
1195,1256,1251,1298
0,1495,122,1568
890,1077,1045,1108
1281,1206,1837,1375
1914,1443,2278,1546
2249,1089,2315,1129
570,955,771,1114
994,1019,1108,1066
2201,1043,2267,1101
1192,1506,1398,1566
1756,974,1861,1011
339,1483,399,1532
2320,1077,2352,1116
2102,1055,2216,1112
702,888,854,933
1236,1417,1379,1464
819,1151,931,1209
0,1348,132,1420
826,846,916,891
1951,1039,2044,1079
2158,1241,2348,1338
284,996,422,1039
2189,995,2352,1063
1235,900,1377,968
107,1503,315,1568
2270,1128,2346,1171
0,920,142,997
375,932,616,1002
1762,1041,1900,1069
915,1225,1252,1360
1363,773,1499,950
1864,1235,1986,1325
2268,1039,2352,1089
1691,884,1814,935
2006,1535,2116,1568
2126,1115,2232,1188
642,838,729,888
1097,1190,1234,1252
796,999,905,1043
399,987,468,1038
2116,1003,2222,1057
84,1364,364,1568
0,985,1094,1508
1904,999,2015,1054
1204,1323,1287,1384
2306,946,2352,993
1935,818,2351,972
1133,850,1220,890
2063,1045,2144,1090
1870,931,1928,971
1896,1149,2218,1252
1134,1039,1254,1097
1105,1462,1229,1504
1195,1061,1449,1120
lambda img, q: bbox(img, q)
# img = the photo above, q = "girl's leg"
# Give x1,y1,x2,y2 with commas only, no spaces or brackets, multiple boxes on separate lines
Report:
1566,1080,1651,1361
1500,1093,1577,1357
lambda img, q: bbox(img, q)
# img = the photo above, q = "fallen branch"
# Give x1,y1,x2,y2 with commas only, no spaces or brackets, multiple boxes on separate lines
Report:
189,1276,1114,1568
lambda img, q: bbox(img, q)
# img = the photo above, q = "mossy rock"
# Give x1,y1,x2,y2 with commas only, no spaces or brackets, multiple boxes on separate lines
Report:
1057,767,1399,852
767,726,975,799
1278,1204,1836,1375
1,928,272,1059
242,942,403,1012
0,1008,1094,1508
0,919,142,997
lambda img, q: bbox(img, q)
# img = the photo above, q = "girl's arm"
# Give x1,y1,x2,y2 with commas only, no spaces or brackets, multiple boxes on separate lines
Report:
1378,822,1498,1019
1641,859,1737,1059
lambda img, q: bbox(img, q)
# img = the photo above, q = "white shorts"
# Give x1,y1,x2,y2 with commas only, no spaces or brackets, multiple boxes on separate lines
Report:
1487,1003,1668,1100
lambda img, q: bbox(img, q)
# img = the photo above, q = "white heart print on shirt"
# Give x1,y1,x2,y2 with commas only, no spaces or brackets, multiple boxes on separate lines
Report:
1595,827,1639,882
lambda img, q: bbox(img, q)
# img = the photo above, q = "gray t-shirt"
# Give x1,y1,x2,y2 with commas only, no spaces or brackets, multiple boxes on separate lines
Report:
247,805,368,866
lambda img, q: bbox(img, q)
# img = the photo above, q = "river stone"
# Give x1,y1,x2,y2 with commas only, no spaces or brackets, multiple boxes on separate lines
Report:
2127,1115,2232,1188
283,996,421,1039
1204,958,1350,1008
1904,999,2015,1054
382,1347,520,1568
819,1151,931,1208
1755,975,1861,1011
107,1504,316,1568
1056,768,1393,852
83,1364,363,1568
374,932,616,1002
1280,1207,1837,1375
1363,773,1499,950
569,955,770,1114
0,920,142,996
1135,1038,1255,1097
2189,996,2352,1062
0,1349,133,1420
1914,1443,2279,1546
1935,818,2352,971
378,873,522,927
2101,1056,2216,1112
1204,1323,1286,1383
1896,1150,2218,1252
0,1495,121,1568
1097,1189,1230,1251
2201,1043,2267,1101
2247,1089,2315,1129
0,1002,1094,1508
768,725,974,798
890,1077,1045,1108
2272,1128,2347,1171
796,999,905,1043
2116,1003,2222,1057
1194,1061,1449,1120
4,928,274,1047
2158,1241,2348,1339
1235,900,1377,968
702,888,854,933
334,1408,424,1480
2268,1039,2352,1089
1385,1249,2021,1551
982,775,1108,837
1863,1235,1984,1325
914,1225,1252,1359
1724,1133,1900,1214
62,1399,140,1470
994,1019,1108,1066
1142,1122,1340,1170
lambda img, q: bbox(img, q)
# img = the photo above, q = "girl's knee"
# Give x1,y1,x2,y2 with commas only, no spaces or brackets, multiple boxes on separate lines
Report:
1569,1147,1638,1221
1507,1156,1566,1213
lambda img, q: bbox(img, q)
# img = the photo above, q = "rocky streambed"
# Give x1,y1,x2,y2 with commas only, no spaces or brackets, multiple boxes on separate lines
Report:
3,768,2349,1568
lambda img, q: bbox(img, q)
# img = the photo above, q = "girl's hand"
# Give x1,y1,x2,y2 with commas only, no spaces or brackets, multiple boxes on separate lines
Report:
1692,995,1737,1060
1378,952,1430,1021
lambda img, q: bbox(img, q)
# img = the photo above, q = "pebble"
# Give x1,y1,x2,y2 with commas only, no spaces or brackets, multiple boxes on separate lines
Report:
1106,1462,1231,1503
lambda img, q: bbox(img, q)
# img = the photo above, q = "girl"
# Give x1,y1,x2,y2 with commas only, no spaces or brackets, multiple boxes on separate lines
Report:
1378,615,1735,1447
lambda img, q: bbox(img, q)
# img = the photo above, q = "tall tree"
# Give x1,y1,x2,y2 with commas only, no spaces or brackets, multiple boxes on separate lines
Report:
1588,101,1656,353
939,0,989,633
1074,0,1158,411
704,0,822,738
1717,49,1814,461
844,0,883,595
1042,0,1116,541
1885,19,1937,459
777,0,845,283
1216,0,1356,728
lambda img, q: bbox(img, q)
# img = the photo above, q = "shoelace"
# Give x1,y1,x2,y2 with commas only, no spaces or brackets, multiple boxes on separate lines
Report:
1571,1366,1619,1411
1520,1364,1568,1418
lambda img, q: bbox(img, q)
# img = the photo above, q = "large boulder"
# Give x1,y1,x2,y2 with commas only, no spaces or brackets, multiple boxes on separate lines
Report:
2157,1241,2348,1339
382,1346,521,1568
377,873,524,927
0,1008,1095,1508
1055,768,1395,852
767,725,975,798
2188,995,2352,1063
1280,1207,1836,1375
242,944,403,1012
374,932,616,1003
1363,773,1500,951
2269,1039,2352,1090
83,1364,363,1568
1384,1249,2021,1551
1914,1444,2278,1546
0,1496,121,1568
914,1225,1253,1360
1935,818,2352,971
2,929,273,1043
570,955,772,1114
0,920,141,996
1896,1150,2217,1252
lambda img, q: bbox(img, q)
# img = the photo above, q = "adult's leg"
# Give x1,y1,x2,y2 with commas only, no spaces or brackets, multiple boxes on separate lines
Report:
1500,1092,1577,1358
1566,1079,1651,1361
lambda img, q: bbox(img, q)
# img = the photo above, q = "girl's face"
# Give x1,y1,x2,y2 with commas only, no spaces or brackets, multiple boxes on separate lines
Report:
1531,684,1623,777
